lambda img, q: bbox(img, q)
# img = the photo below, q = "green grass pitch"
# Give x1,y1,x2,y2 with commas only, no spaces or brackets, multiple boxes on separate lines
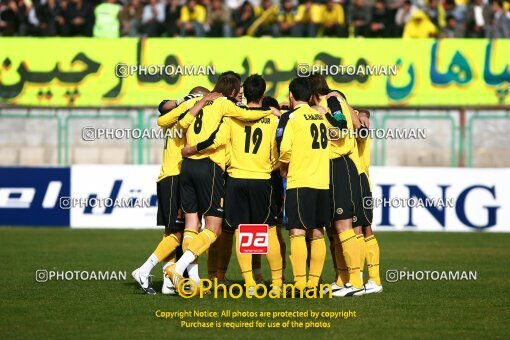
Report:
0,228,508,339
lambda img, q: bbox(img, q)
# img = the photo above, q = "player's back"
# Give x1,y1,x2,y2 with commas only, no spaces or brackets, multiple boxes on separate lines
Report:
228,115,278,180
186,97,228,168
158,96,202,181
319,96,355,159
280,104,330,190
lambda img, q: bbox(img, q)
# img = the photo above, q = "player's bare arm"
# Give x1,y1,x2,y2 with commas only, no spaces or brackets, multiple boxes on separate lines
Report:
188,92,222,117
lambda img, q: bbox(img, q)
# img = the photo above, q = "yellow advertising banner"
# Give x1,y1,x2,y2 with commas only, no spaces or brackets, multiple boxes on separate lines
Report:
0,38,508,107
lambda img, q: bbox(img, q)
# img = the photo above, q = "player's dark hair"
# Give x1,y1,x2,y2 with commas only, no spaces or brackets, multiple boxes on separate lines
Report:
189,86,210,95
213,71,242,97
308,73,331,97
220,70,242,81
243,74,266,104
262,96,280,110
289,77,311,102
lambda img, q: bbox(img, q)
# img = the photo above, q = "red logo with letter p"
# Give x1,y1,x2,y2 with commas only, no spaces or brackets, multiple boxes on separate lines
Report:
238,224,268,254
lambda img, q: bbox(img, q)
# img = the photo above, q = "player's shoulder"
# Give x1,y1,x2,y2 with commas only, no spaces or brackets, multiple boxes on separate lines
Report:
223,96,245,107
184,95,203,108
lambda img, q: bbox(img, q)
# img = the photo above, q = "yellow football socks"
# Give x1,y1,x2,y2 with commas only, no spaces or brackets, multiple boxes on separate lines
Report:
357,233,366,280
289,234,307,290
235,230,256,286
365,235,381,285
188,228,218,257
153,234,180,262
266,227,283,287
182,229,198,252
333,236,349,286
307,237,326,288
339,229,363,289
328,235,338,278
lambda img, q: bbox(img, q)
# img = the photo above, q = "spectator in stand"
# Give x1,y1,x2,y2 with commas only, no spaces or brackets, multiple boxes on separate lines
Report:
465,0,491,37
368,0,389,37
165,0,181,36
68,0,93,36
0,0,19,36
278,0,298,36
247,0,279,36
179,0,206,36
294,0,322,37
395,0,416,36
453,0,468,22
486,0,510,37
348,0,371,37
206,0,232,37
233,0,256,36
23,0,42,36
402,9,437,37
320,0,347,37
57,0,71,35
440,14,464,37
442,0,459,20
385,0,405,36
39,0,62,36
421,0,441,27
93,0,121,38
142,0,165,36
121,0,143,36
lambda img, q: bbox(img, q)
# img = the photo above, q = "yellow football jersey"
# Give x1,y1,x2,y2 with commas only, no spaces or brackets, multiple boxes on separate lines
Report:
156,97,201,181
197,115,279,179
181,97,272,171
318,96,363,174
279,104,330,190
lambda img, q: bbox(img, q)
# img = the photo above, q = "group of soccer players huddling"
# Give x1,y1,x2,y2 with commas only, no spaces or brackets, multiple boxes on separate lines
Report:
132,70,382,297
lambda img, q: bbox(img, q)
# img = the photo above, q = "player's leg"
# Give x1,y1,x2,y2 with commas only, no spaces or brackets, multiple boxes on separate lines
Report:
306,229,326,289
276,227,287,281
286,188,310,292
207,235,219,280
168,159,225,289
133,176,182,294
363,226,382,293
326,226,340,281
359,173,382,293
179,159,202,284
216,227,234,283
271,170,286,281
249,178,283,291
330,156,364,296
354,226,365,283
161,177,185,295
306,189,329,289
252,255,263,282
165,159,200,287
213,174,234,284
355,172,371,284
227,178,255,289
